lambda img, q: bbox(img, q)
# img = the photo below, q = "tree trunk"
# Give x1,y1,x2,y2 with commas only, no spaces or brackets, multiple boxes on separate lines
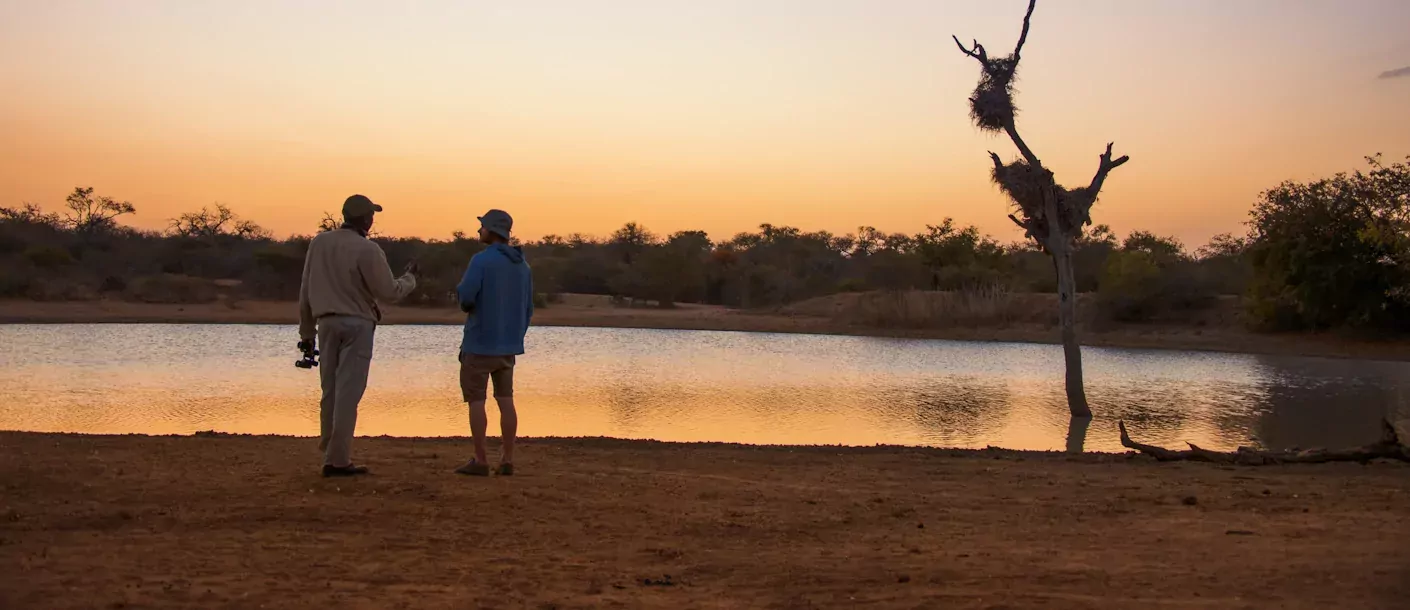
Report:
1042,179,1091,418
1053,245,1091,417
1065,415,1092,453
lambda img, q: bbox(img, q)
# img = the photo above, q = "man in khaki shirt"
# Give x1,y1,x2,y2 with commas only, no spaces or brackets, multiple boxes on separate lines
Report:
298,194,417,476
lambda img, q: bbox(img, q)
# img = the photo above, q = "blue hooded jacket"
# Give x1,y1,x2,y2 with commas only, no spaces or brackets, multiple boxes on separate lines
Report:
456,243,534,356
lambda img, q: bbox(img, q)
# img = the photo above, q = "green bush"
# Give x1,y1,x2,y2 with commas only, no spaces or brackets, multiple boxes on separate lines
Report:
0,229,24,255
1097,251,1163,321
247,245,306,300
406,275,457,307
0,263,36,298
1245,155,1410,331
23,245,76,269
1244,276,1305,332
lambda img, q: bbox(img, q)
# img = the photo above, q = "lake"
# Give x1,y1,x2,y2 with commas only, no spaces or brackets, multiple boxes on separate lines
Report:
1,324,1405,453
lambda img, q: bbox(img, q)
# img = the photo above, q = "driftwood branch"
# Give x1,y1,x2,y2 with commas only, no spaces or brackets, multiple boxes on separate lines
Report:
1119,419,1410,465
1086,142,1129,196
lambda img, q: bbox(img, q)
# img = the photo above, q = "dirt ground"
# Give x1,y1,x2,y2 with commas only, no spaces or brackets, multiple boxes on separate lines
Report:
3,298,1410,361
1,433,1408,609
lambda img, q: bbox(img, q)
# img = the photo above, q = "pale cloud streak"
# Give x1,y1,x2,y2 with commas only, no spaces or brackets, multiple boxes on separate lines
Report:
1378,66,1410,79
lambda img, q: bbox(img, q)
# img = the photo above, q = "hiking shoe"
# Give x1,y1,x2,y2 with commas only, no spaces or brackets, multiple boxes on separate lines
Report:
455,460,490,476
322,464,369,477
495,463,514,476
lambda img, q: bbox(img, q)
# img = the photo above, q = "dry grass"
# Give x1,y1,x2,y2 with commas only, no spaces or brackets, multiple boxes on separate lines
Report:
123,274,220,304
784,290,1248,333
832,286,1052,329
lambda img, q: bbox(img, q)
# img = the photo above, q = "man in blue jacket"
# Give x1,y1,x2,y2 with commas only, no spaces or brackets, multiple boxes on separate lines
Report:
455,209,533,476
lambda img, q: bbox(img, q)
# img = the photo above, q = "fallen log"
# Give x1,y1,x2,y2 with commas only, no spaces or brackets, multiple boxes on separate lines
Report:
1118,419,1410,465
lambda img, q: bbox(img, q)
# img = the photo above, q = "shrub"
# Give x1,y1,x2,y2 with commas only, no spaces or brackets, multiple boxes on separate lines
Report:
1097,251,1163,321
0,229,24,255
837,285,1027,328
1098,250,1217,322
836,278,868,293
27,277,99,301
23,245,76,269
248,245,306,300
0,263,36,298
1244,276,1304,332
124,274,219,304
406,274,458,307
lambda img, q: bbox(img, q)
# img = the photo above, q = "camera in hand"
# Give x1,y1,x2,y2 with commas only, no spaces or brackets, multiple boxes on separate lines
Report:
295,340,319,369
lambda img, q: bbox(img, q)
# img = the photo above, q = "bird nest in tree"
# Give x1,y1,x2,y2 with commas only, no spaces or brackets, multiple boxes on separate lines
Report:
969,56,1019,133
991,158,1097,238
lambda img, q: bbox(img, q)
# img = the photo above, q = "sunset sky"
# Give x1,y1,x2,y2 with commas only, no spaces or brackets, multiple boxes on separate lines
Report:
2,0,1408,246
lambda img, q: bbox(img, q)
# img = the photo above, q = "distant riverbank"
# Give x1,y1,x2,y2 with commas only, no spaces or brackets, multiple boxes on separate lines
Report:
2,297,1409,361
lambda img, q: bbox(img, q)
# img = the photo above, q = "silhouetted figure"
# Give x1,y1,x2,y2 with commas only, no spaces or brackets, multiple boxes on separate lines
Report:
298,195,417,477
454,209,534,477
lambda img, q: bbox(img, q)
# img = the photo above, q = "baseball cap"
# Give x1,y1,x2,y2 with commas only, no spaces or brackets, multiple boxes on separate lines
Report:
342,194,383,217
478,209,513,240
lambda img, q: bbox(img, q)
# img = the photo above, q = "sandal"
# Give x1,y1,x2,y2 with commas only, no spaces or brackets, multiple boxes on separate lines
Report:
455,459,490,476
495,463,514,476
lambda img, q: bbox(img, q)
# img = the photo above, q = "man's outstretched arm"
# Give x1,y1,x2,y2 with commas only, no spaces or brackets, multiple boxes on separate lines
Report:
359,245,416,303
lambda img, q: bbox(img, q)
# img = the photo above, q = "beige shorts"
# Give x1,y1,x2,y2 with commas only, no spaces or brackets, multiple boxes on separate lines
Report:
459,352,515,402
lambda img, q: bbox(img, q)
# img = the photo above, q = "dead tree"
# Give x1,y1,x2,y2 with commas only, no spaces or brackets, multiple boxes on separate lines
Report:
1119,420,1410,465
952,0,1127,418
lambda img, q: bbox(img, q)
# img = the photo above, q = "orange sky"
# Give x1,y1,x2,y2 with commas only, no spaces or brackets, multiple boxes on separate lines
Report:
2,1,1408,246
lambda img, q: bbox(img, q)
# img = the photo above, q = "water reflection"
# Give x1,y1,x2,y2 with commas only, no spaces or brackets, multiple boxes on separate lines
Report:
880,378,1012,448
1247,355,1408,450
1,324,1407,452
1065,417,1092,454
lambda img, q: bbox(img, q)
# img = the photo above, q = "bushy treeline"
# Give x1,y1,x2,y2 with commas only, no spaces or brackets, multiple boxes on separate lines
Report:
3,155,1406,332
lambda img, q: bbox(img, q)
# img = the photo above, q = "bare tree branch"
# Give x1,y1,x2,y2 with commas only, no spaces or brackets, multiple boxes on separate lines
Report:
1004,125,1042,168
1086,142,1130,196
951,36,988,63
988,151,1004,173
954,0,1036,63
1012,0,1037,60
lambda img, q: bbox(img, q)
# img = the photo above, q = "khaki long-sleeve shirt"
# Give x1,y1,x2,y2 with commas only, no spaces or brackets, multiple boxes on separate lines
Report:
298,228,416,339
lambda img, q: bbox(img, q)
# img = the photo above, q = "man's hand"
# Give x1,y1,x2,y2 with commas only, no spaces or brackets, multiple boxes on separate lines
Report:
297,338,316,355
403,260,419,277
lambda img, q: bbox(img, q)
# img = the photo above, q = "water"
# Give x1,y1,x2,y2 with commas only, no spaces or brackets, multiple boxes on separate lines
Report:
1,324,1406,452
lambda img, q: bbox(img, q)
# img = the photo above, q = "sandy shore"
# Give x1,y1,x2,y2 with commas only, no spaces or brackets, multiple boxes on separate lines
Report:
3,298,1410,361
1,432,1407,609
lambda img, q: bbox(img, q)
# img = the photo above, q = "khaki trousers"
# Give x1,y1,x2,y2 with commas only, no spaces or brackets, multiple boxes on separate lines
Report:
317,315,376,466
